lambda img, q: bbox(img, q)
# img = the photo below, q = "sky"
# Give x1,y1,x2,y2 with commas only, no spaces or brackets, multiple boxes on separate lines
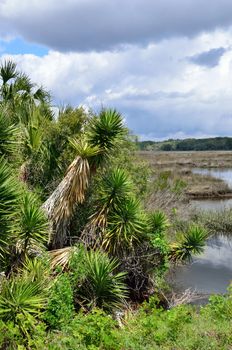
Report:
1,0,232,140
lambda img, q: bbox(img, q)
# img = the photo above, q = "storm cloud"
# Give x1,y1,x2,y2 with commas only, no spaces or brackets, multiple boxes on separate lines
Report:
1,1,232,140
1,0,232,52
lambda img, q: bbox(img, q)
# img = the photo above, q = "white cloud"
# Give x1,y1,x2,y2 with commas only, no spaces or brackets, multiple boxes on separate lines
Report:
1,30,232,140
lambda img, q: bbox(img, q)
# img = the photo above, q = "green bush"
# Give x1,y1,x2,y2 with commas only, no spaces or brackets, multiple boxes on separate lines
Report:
46,309,117,350
44,273,74,329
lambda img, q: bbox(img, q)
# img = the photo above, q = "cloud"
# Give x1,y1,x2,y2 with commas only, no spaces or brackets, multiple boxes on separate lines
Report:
1,0,232,52
188,47,227,67
2,29,232,140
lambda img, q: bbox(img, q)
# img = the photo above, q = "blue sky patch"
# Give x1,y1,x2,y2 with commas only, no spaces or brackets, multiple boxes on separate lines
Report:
0,37,48,56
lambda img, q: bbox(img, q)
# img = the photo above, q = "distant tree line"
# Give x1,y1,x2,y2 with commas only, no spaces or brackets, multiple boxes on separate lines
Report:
138,137,232,151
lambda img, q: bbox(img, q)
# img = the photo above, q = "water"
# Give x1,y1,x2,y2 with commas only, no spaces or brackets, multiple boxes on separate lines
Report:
190,198,232,211
192,168,232,188
175,235,232,294
175,167,232,295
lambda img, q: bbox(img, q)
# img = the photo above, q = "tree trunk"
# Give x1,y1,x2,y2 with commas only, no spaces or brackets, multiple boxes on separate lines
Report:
42,156,90,249
42,177,71,249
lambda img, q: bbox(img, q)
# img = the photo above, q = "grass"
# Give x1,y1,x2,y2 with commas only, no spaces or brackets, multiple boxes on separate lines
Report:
137,151,232,200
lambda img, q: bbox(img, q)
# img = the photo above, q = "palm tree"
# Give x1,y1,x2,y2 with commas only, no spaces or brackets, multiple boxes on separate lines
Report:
43,109,125,249
0,60,51,124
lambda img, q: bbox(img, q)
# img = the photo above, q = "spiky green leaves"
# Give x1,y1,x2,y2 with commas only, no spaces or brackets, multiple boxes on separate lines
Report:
0,158,20,253
0,158,49,264
0,111,20,157
148,211,169,236
104,198,147,254
85,168,147,253
15,192,48,254
69,138,100,160
87,109,125,167
0,259,48,323
170,225,208,262
77,250,127,311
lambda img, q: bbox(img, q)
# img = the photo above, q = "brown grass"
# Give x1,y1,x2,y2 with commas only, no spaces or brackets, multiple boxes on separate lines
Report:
137,150,232,169
137,151,232,200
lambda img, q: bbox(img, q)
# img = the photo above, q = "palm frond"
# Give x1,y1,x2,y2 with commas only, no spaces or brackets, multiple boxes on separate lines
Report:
0,110,20,156
0,60,18,85
14,73,34,94
33,86,51,103
49,246,75,270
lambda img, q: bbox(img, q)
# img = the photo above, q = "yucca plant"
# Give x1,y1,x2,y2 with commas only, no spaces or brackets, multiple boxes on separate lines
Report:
103,198,147,254
21,256,51,289
77,250,127,311
148,210,169,236
170,225,208,262
43,109,125,248
87,109,125,168
43,139,99,248
0,261,48,339
0,275,47,323
90,168,133,229
14,191,48,257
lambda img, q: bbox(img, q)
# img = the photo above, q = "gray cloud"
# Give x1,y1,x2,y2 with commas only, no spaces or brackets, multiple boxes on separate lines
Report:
2,31,232,141
188,47,227,67
1,0,232,52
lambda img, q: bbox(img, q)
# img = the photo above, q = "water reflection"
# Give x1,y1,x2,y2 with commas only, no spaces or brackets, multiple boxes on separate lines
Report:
175,235,232,294
175,167,232,294
190,198,232,211
192,168,232,188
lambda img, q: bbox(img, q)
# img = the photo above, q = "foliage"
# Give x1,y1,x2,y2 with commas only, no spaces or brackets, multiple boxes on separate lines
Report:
0,110,20,158
148,210,169,235
170,225,208,262
10,290,232,349
104,198,147,253
76,250,128,311
46,309,117,350
0,61,219,349
0,276,45,320
44,273,74,329
14,191,49,255
139,136,232,151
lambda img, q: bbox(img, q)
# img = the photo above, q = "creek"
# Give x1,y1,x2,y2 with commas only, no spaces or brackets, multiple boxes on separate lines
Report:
174,168,232,294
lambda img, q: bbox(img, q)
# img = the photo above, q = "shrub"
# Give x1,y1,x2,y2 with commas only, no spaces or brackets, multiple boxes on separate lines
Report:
44,273,74,329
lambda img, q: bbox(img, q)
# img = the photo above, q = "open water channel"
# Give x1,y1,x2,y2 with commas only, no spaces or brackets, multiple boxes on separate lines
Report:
174,168,232,294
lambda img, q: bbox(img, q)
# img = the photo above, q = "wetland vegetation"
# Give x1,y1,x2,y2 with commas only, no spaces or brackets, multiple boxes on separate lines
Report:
0,61,232,349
